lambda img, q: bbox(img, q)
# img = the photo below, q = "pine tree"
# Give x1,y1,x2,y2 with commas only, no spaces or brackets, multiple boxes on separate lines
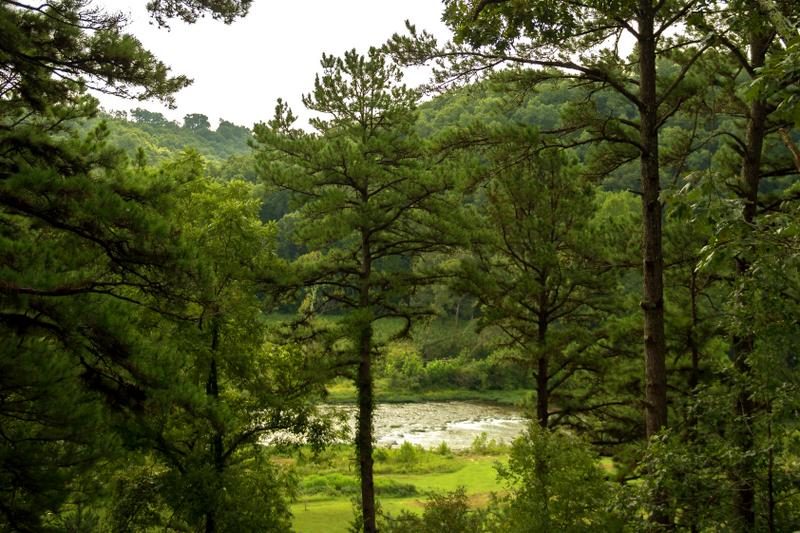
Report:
253,47,455,533
0,1,259,526
450,129,618,430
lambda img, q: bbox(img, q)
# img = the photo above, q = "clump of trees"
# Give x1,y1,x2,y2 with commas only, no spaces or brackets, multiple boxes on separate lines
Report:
2,0,799,531
0,2,324,531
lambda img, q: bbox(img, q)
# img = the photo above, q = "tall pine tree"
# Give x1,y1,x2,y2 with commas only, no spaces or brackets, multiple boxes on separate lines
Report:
254,47,455,533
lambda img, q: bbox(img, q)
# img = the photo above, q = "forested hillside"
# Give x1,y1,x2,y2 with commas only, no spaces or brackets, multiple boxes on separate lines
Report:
92,108,254,171
1,1,799,532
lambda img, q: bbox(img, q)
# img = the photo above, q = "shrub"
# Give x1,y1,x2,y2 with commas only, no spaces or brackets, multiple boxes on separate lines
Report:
494,423,621,532
469,432,505,455
301,473,359,496
381,487,486,533
373,448,389,462
396,441,419,464
435,441,452,456
420,350,530,391
382,343,425,390
300,473,417,498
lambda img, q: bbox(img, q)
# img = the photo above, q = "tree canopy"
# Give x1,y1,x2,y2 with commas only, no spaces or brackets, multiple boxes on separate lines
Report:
1,0,799,531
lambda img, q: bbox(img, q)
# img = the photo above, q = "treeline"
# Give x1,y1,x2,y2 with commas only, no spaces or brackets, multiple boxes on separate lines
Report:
92,108,254,171
2,1,800,532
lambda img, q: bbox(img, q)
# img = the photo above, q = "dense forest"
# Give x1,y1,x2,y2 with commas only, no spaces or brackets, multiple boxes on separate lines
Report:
1,0,799,531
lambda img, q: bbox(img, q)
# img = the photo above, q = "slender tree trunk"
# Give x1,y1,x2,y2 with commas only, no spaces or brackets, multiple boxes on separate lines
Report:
205,323,223,533
536,304,549,429
357,230,377,533
638,0,668,441
357,326,376,533
778,128,800,173
731,335,756,530
688,269,700,393
638,4,670,528
536,354,549,429
534,296,550,524
685,268,700,533
767,413,775,533
731,27,770,531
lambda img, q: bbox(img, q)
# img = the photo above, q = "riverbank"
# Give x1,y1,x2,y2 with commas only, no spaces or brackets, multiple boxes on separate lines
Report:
325,378,530,407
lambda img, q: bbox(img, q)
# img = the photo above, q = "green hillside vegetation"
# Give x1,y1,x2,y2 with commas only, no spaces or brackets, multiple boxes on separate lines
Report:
93,108,254,174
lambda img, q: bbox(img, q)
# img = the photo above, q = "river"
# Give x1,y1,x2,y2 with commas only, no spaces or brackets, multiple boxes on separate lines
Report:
325,401,529,450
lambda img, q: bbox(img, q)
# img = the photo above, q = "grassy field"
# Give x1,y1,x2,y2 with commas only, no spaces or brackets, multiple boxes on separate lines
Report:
290,453,505,533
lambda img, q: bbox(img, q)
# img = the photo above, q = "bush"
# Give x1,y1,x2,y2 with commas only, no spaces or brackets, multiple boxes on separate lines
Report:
381,487,486,533
494,423,621,532
423,358,460,389
620,422,800,531
301,473,360,496
435,441,452,456
418,354,484,390
469,432,506,455
300,473,417,498
419,351,531,391
377,480,418,498
373,445,462,475
379,337,532,392
382,343,425,390
373,448,389,462
396,441,420,464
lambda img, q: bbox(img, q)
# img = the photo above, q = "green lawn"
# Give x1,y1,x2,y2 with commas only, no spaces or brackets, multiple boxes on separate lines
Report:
291,455,505,533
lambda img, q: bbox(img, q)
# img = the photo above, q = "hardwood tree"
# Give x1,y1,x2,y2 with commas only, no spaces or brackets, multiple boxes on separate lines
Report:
687,2,800,525
105,154,326,532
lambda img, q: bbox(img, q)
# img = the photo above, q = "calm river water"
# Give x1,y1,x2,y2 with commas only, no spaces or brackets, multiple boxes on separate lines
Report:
326,401,529,450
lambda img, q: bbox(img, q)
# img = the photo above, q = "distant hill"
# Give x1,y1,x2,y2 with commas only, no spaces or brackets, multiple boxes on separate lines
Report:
93,108,253,165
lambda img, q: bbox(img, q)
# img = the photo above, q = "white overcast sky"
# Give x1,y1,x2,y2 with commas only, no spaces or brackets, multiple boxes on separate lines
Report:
94,1,451,129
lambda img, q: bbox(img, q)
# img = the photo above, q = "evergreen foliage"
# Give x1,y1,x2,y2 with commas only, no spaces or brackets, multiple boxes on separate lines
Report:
253,47,457,533
1,0,799,530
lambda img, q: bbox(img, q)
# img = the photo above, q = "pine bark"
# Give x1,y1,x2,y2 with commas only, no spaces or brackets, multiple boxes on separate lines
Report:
205,324,223,533
536,300,549,429
730,27,770,531
638,0,668,440
536,353,549,429
638,2,670,527
357,230,377,533
357,332,376,533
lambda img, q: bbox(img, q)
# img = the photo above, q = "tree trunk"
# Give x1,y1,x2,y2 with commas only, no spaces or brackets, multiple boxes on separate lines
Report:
357,230,377,533
638,0,668,441
536,354,549,429
536,306,549,429
205,323,223,533
767,413,775,533
730,27,770,531
356,327,376,533
688,269,700,393
638,3,670,528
